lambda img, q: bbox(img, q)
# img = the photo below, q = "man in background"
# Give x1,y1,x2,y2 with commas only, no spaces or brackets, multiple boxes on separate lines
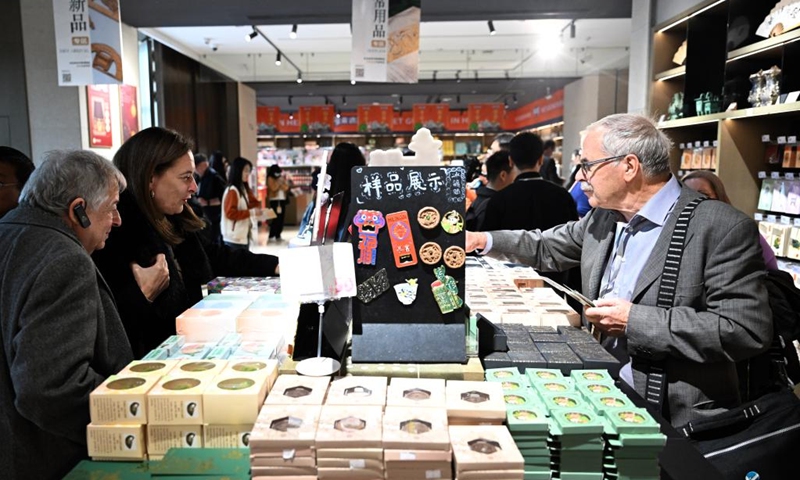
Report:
465,150,514,231
540,139,562,185
194,152,226,244
0,146,35,218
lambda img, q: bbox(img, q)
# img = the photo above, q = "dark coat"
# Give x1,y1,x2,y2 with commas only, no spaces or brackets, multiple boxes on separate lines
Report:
0,206,133,480
540,156,562,185
465,185,495,231
92,191,279,358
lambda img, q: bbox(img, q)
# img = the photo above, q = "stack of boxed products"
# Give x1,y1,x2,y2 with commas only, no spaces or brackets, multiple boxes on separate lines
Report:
482,368,665,480
207,276,282,294
86,357,278,461
174,292,298,354
465,261,581,328
450,425,525,480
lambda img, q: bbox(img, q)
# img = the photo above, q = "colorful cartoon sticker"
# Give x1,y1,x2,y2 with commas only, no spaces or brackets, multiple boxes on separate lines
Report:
393,278,419,305
440,210,464,234
353,209,385,265
431,265,463,314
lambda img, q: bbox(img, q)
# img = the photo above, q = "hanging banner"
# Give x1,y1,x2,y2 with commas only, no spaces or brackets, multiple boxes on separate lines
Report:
299,105,335,134
412,104,449,132
119,84,138,142
392,110,414,132
504,89,565,131
447,110,470,132
334,112,359,133
279,113,301,134
351,0,421,83
467,103,505,132
53,0,124,86
357,104,394,132
257,106,281,135
87,85,113,148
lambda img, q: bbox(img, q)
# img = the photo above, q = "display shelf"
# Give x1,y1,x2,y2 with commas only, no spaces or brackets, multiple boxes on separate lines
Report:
654,65,686,81
727,28,800,62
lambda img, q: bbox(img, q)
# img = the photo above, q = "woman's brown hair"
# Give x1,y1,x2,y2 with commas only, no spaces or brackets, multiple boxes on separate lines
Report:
113,127,205,245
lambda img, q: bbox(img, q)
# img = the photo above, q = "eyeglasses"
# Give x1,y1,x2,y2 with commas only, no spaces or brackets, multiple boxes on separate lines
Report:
0,182,19,189
579,154,626,177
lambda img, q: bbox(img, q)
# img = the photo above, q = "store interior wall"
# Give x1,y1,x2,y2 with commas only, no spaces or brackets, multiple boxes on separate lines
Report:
655,0,707,25
628,0,654,115
237,83,258,162
20,0,82,165
0,0,31,157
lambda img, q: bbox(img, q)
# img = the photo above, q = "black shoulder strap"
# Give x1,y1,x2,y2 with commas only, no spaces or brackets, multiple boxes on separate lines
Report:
642,196,705,414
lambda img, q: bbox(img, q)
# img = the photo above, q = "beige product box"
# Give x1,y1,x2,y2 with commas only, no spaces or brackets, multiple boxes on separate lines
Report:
445,381,506,422
450,425,524,472
771,224,792,257
386,377,446,408
148,454,165,461
90,375,160,425
316,405,384,449
788,227,800,260
251,466,318,476
204,424,253,448
681,148,692,169
383,406,450,451
701,147,713,169
222,359,279,391
384,449,452,463
250,404,322,449
250,448,315,461
759,221,773,241
458,470,523,480
251,456,316,467
86,424,146,460
535,306,581,328
147,424,203,454
118,359,179,378
174,359,228,378
316,448,384,460
317,469,384,479
317,458,384,470
147,375,209,425
203,372,270,424
691,147,703,169
264,374,330,405
252,477,316,480
325,375,388,406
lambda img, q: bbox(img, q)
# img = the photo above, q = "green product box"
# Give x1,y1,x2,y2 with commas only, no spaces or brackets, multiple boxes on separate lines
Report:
507,405,550,432
586,393,632,415
541,392,585,410
575,380,620,398
570,369,614,384
142,348,170,361
64,460,152,480
149,448,249,476
486,367,524,381
549,408,605,435
560,471,605,480
526,368,564,382
604,407,661,435
504,389,543,408
531,378,575,396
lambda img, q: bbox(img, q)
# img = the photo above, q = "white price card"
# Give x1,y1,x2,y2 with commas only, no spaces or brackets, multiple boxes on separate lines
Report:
703,140,710,147
789,136,797,144
767,214,778,223
762,134,771,143
787,172,795,180
772,171,782,179
794,218,800,227
759,171,768,179
694,141,702,148
713,140,719,147
782,216,792,225
679,143,685,149
778,136,787,144
755,213,764,221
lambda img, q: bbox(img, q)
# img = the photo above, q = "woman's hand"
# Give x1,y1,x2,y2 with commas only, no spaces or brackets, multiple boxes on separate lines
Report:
131,253,170,302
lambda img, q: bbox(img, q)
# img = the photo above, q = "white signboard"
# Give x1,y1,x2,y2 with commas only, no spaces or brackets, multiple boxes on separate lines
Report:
351,0,421,83
53,0,124,86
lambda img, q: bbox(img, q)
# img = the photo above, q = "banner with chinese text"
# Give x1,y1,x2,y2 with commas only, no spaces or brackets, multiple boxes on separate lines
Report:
299,105,335,133
467,103,505,132
87,85,113,147
351,0,421,83
412,104,449,132
279,113,301,134
119,84,138,142
357,104,394,132
53,0,124,85
257,106,281,135
503,89,564,131
334,112,359,133
392,110,414,132
447,110,470,132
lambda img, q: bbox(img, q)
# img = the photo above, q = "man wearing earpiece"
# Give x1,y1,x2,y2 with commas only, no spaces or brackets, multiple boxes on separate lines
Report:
0,150,133,479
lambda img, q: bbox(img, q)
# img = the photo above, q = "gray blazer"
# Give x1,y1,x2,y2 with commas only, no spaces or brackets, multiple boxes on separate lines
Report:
490,187,772,426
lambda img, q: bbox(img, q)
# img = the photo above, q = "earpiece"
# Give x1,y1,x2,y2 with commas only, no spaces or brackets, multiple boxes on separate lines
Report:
73,203,92,228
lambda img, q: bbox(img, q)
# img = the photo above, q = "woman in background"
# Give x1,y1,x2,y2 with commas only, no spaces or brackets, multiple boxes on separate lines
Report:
209,150,229,181
222,157,263,251
93,127,279,357
325,142,366,241
267,164,289,241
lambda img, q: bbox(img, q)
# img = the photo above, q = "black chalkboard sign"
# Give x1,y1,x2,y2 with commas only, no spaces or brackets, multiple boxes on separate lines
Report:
348,166,467,363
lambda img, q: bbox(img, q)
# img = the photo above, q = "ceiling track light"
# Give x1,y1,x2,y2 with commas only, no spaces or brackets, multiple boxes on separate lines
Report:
290,24,298,39
512,93,518,104
288,95,293,105
488,20,496,36
505,71,510,80
351,79,356,85
456,94,461,103
336,110,341,119
289,113,294,120
296,72,303,84
342,95,347,105
456,70,461,83
246,27,257,42
433,70,438,82
570,21,576,39
275,52,281,66
474,71,479,82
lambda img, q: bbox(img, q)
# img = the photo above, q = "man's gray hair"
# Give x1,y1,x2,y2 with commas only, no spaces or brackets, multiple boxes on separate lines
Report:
588,114,672,179
19,150,126,215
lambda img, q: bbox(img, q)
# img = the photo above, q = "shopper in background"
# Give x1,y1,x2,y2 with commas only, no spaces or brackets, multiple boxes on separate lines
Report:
92,127,279,358
540,139,562,185
465,150,514,231
466,113,771,427
267,164,290,241
0,150,132,480
0,146,35,219
325,142,367,241
682,169,778,271
565,150,592,218
209,150,229,181
488,132,514,155
222,156,264,250
194,152,226,244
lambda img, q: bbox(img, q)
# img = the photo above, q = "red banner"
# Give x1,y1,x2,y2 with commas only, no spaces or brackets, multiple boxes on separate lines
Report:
334,112,359,133
503,89,564,131
279,113,300,134
357,104,394,133
467,103,504,132
412,104,449,132
119,84,139,142
391,110,414,132
447,110,469,131
87,85,113,148
299,105,335,134
257,106,281,134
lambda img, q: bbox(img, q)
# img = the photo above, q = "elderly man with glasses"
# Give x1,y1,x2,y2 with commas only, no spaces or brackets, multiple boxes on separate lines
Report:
466,113,771,428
